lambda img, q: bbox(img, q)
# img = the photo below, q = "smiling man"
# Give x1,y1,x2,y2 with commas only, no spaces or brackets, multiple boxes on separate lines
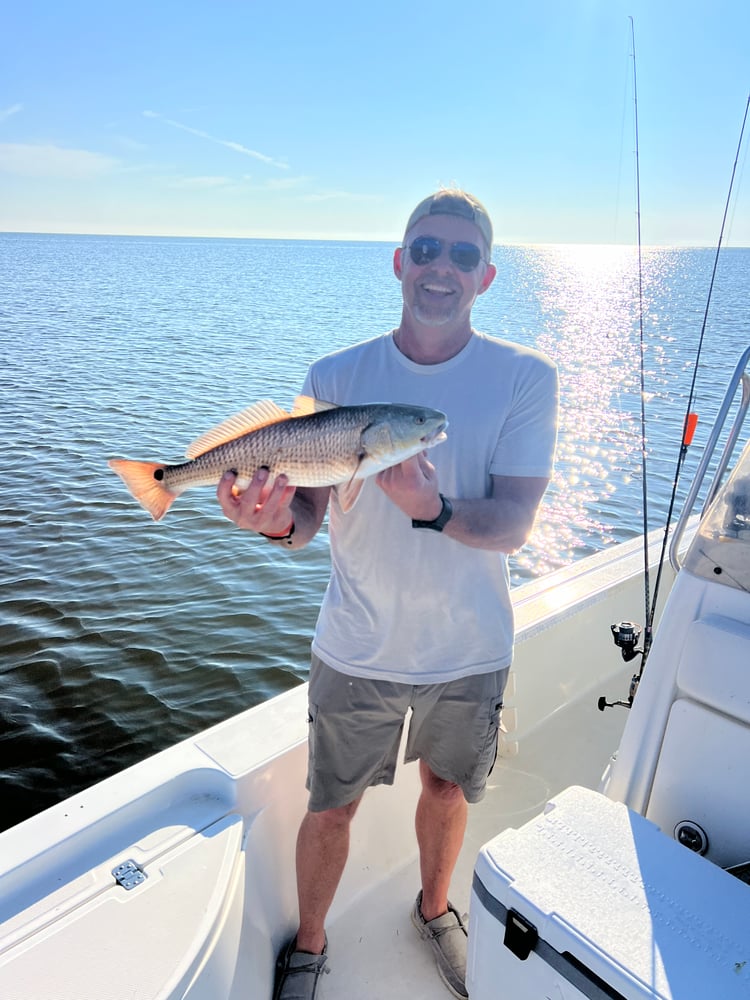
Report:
396,197,497,352
217,189,559,999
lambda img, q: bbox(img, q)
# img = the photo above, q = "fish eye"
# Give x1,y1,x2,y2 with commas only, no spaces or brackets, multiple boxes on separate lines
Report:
415,415,425,424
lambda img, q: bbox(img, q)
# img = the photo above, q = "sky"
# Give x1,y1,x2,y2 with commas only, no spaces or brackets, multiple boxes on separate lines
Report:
1,1,748,246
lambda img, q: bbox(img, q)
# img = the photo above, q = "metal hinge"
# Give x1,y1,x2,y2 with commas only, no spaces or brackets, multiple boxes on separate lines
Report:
112,859,147,890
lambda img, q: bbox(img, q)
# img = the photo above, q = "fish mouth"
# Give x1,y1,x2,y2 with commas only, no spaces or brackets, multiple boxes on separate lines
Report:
421,422,448,446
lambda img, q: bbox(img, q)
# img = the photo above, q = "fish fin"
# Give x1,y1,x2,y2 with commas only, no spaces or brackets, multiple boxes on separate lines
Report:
336,477,365,513
108,459,178,521
291,395,339,416
185,400,290,459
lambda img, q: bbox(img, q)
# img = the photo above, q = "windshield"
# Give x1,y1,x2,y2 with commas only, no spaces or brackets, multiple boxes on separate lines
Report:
683,437,750,593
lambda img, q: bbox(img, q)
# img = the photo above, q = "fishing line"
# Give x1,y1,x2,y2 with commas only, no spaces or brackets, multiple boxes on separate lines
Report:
613,31,635,243
645,89,750,653
726,117,749,240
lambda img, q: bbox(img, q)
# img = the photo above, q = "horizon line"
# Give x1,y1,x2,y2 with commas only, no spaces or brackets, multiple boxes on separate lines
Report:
1,228,744,250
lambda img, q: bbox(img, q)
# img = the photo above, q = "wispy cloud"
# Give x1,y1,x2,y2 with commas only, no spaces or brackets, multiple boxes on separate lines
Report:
0,103,23,123
143,110,288,170
260,175,310,191
170,175,231,189
0,142,118,178
111,134,148,152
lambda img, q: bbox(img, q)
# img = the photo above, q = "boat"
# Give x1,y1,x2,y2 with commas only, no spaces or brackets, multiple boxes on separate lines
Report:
1,346,749,1000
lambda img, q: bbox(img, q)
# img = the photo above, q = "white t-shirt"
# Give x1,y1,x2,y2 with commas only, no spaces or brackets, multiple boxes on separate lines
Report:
302,330,558,684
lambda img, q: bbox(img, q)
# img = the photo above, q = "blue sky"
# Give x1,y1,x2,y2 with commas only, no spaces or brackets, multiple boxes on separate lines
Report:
1,1,748,245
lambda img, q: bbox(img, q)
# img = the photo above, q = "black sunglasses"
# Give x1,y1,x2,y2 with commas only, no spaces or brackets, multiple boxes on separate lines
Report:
404,235,487,273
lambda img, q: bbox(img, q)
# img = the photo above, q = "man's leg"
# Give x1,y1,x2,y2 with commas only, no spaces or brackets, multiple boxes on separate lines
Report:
273,798,362,999
294,797,361,954
415,759,467,920
408,668,508,920
411,760,470,998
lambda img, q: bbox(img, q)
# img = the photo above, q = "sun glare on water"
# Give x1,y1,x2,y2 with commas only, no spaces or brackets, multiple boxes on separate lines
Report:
506,244,646,578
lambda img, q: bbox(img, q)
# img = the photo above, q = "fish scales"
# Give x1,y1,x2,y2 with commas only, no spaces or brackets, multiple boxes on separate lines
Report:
165,409,371,490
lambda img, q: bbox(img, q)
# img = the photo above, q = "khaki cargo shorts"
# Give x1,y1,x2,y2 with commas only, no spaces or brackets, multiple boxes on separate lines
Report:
306,654,509,811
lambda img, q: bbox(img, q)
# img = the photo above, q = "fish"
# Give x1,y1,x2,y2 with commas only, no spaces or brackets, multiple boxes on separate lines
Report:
108,395,448,521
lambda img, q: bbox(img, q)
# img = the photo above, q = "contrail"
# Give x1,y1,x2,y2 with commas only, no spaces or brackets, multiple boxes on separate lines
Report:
0,104,23,123
143,111,288,169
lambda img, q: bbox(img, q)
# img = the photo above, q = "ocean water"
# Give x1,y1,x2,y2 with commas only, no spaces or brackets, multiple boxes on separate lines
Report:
1,233,748,831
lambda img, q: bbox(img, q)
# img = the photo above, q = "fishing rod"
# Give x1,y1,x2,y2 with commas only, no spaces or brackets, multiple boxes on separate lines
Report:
645,89,750,643
630,17,652,662
600,37,750,711
599,17,649,712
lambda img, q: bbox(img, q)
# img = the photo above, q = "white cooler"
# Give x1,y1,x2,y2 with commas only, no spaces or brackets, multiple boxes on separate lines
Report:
468,785,750,999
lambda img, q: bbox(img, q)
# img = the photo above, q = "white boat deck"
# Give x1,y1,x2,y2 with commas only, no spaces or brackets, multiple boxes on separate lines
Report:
311,688,630,999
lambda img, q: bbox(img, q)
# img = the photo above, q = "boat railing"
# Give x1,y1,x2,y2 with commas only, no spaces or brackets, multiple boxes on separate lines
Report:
670,344,750,571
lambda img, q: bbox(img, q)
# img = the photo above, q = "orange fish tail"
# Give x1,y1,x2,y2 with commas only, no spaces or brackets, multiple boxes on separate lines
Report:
108,459,177,521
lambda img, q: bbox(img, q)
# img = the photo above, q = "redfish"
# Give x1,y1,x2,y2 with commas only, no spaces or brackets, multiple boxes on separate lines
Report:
109,396,447,521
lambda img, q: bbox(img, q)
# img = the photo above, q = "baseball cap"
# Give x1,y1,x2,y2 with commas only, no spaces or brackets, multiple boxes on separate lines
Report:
404,190,493,251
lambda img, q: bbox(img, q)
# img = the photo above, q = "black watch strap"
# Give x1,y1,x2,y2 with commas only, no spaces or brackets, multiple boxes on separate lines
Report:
412,494,453,532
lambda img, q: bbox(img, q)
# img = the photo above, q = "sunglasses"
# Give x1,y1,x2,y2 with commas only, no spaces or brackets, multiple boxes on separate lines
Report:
404,235,487,273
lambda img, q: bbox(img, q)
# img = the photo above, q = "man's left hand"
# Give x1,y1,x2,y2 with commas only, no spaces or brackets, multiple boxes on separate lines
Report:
376,453,442,521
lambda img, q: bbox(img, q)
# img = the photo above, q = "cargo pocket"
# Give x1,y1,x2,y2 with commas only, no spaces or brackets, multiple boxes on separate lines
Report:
304,704,317,792
477,696,503,784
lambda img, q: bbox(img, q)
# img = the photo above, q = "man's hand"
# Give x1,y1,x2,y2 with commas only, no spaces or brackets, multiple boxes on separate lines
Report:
216,468,297,533
375,453,443,521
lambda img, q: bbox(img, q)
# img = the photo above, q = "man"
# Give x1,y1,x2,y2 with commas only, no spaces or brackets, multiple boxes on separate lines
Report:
217,189,558,999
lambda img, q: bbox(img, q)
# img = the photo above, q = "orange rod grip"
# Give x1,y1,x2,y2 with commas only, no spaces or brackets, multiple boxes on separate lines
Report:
683,412,698,446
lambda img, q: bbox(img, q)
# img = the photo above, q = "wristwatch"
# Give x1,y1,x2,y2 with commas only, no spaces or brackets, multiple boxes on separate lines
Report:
412,494,453,532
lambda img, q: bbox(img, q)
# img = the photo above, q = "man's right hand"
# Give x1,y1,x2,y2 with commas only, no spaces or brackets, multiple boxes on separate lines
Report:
216,468,297,534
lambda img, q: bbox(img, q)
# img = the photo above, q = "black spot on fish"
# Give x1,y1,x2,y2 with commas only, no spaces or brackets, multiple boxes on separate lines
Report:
154,468,165,481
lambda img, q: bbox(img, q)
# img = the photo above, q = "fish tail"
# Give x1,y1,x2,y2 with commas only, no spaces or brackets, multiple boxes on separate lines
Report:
108,459,178,521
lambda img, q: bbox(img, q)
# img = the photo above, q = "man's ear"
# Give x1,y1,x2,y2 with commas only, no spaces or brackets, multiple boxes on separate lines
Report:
478,262,497,295
393,246,403,280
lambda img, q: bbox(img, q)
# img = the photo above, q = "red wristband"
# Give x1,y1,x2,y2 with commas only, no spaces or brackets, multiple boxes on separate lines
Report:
259,520,295,542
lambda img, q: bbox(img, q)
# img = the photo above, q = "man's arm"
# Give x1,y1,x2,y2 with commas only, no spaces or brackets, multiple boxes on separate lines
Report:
216,469,330,549
376,455,549,553
443,474,549,552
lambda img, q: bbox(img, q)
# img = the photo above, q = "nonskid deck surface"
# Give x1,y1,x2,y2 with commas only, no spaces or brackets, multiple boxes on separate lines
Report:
323,690,627,1000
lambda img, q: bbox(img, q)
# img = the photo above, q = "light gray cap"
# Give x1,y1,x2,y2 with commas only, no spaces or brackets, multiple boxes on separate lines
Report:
404,189,493,251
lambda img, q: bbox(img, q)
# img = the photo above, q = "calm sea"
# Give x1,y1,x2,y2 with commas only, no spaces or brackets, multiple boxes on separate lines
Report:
1,233,748,830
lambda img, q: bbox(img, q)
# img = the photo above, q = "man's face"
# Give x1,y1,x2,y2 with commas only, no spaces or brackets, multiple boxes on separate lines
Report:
395,214,496,329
